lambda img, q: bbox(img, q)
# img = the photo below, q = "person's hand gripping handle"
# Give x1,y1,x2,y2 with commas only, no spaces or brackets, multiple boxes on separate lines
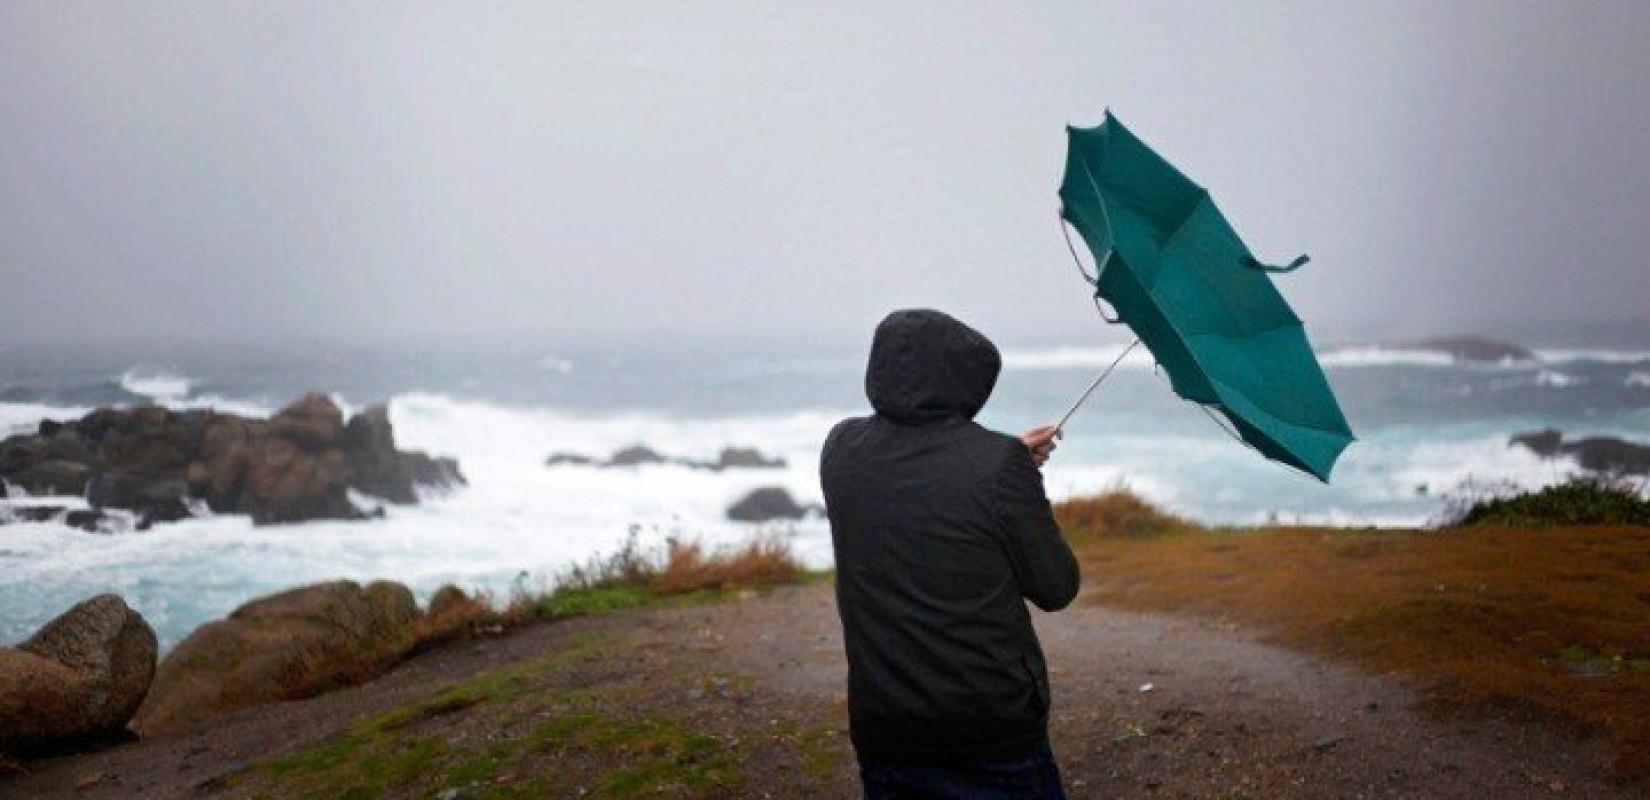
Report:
1020,424,1059,468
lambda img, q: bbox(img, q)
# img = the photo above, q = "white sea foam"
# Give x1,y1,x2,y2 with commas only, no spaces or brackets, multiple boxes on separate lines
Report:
1317,347,1456,368
118,364,195,401
537,355,574,374
1534,370,1583,388
1627,372,1650,388
0,402,91,436
1001,345,1155,371
1534,349,1650,365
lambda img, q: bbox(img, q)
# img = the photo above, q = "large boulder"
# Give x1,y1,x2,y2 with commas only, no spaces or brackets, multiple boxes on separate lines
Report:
0,595,157,756
1511,430,1650,477
269,392,345,451
343,404,464,504
713,446,786,470
726,486,818,522
7,459,91,496
132,580,422,737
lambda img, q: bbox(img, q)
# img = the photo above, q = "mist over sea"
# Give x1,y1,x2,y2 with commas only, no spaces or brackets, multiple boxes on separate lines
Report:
3,335,1649,649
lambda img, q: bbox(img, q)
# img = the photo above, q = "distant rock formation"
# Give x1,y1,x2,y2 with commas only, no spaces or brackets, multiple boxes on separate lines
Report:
131,580,423,737
547,444,787,472
726,486,821,523
1398,336,1534,364
1511,429,1650,477
0,393,464,529
0,595,157,757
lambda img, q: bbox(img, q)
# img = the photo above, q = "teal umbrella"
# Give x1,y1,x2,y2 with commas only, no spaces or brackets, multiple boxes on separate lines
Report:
1055,111,1354,481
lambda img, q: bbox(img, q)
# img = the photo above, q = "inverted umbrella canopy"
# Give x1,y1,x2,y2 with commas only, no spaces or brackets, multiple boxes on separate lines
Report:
1058,111,1354,481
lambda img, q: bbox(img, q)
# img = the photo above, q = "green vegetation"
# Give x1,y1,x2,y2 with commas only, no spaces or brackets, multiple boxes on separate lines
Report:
510,532,808,622
241,631,746,799
1448,478,1650,527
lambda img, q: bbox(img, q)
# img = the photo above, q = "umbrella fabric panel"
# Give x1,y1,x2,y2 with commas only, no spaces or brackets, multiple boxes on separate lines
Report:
1208,374,1354,481
1153,196,1302,337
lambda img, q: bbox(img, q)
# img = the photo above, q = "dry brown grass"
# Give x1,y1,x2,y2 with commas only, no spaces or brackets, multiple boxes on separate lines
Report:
1053,486,1201,543
651,535,803,595
1055,491,1650,783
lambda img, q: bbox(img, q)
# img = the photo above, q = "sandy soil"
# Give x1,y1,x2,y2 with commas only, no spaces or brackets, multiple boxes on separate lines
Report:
3,582,1634,799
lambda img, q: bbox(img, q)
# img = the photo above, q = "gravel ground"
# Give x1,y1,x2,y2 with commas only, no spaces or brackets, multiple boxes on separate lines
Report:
3,582,1635,799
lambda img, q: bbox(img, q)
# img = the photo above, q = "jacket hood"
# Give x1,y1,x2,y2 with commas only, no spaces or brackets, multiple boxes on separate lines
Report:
865,309,1001,423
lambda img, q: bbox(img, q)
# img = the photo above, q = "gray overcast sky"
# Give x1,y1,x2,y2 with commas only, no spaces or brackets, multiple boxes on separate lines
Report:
2,1,1647,348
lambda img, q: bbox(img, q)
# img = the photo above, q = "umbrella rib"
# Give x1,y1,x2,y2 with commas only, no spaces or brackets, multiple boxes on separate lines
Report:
1075,151,1116,279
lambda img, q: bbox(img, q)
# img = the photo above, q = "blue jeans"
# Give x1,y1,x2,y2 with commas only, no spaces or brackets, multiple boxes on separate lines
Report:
858,742,1066,800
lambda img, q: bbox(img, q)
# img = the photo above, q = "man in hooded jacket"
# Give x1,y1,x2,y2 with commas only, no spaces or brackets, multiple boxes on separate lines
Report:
821,309,1080,799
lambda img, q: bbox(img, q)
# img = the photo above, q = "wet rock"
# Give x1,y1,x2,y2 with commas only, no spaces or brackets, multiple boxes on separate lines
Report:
548,444,785,471
545,452,596,467
0,393,464,530
608,445,669,467
0,594,157,756
1510,430,1650,476
8,459,91,496
133,580,425,737
713,447,786,470
268,392,345,451
1404,335,1533,364
727,486,819,522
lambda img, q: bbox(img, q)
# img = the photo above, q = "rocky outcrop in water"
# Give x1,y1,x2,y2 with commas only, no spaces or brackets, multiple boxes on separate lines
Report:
0,595,157,757
547,444,786,471
1511,429,1650,477
1398,336,1534,364
726,486,821,523
0,394,464,529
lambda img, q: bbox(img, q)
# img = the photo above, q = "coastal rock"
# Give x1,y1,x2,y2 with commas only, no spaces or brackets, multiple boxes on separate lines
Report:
8,459,92,496
0,594,157,756
608,445,669,467
1511,430,1650,477
268,392,344,451
545,452,596,467
1403,336,1534,364
132,580,424,737
713,447,786,470
0,506,121,534
546,444,786,471
345,404,464,503
0,393,464,530
726,486,818,522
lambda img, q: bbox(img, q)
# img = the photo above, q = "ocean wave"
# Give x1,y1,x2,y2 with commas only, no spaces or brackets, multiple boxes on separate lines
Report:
1534,349,1650,365
536,355,574,374
1534,370,1583,389
1627,372,1650,388
0,401,92,436
1001,345,1155,371
117,364,195,401
1317,347,1458,368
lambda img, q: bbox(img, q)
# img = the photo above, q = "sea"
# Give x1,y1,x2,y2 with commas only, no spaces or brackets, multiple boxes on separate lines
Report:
3,335,1648,649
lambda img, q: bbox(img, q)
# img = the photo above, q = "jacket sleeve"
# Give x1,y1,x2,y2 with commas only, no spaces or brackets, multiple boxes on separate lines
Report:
988,441,1081,611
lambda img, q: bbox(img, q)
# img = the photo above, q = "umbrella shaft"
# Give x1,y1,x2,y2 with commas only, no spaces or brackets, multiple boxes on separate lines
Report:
1055,338,1140,435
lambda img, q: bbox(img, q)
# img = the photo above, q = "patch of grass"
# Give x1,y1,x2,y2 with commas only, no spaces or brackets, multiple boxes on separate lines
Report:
241,628,746,798
513,532,805,622
531,712,743,797
1054,485,1202,544
1447,478,1650,527
1054,489,1650,783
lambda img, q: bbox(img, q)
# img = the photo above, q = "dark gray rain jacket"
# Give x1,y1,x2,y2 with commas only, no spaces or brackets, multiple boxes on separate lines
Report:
820,309,1081,764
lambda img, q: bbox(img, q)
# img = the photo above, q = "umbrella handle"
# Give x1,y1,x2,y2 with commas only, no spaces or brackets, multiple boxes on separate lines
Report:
1241,254,1310,273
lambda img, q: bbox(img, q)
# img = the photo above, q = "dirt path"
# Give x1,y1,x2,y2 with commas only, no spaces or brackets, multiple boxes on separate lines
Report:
4,583,1633,799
